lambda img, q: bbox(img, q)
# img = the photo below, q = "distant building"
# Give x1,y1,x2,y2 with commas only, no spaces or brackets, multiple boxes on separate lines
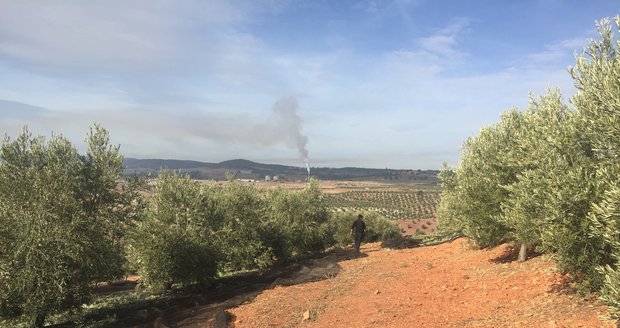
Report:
273,176,279,181
265,175,271,182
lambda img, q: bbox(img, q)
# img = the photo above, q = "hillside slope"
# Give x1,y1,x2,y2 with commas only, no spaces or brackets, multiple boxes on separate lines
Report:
123,157,438,183
223,239,614,328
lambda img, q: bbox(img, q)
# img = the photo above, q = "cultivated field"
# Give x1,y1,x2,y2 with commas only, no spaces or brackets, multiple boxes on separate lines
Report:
254,180,441,235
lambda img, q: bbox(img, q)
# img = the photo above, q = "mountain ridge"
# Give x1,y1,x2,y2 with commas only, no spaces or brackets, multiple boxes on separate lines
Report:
123,157,439,183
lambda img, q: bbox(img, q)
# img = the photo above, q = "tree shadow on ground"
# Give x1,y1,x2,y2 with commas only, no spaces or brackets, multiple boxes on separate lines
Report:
162,247,368,328
330,245,371,259
50,247,366,328
380,237,421,249
379,232,465,250
547,274,575,294
489,245,543,264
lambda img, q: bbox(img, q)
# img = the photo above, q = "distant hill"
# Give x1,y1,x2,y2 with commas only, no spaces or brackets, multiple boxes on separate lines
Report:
123,158,439,184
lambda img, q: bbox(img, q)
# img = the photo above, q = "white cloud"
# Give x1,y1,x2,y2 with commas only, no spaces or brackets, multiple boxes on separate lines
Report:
526,37,586,64
0,2,174,72
382,18,471,79
0,1,284,75
418,18,470,58
0,1,303,108
0,2,595,169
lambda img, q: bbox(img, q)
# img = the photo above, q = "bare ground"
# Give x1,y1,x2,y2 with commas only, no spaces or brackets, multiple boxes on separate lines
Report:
224,239,615,328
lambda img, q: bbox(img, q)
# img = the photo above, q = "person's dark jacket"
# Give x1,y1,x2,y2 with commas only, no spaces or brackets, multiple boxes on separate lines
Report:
351,219,366,234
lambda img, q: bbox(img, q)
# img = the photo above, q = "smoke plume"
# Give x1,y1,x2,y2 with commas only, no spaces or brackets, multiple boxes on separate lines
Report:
0,97,311,164
270,97,309,162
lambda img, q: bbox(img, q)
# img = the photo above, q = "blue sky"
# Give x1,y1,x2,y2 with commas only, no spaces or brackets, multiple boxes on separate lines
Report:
0,1,618,169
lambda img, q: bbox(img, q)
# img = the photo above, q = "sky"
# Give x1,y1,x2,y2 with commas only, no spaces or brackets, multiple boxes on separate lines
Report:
0,1,618,169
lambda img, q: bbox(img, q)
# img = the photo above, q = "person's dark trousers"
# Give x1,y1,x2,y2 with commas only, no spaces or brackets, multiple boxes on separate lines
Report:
354,233,364,252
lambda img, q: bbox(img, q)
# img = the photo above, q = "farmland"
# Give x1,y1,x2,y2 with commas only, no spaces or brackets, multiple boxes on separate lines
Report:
318,181,440,235
251,179,441,234
325,189,439,220
143,179,441,225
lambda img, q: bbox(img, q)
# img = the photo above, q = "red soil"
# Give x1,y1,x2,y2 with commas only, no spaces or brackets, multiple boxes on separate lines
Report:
226,239,615,328
398,218,437,235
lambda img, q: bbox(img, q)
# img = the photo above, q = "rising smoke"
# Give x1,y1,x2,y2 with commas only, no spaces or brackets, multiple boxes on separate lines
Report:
0,97,311,167
270,97,309,162
268,97,311,178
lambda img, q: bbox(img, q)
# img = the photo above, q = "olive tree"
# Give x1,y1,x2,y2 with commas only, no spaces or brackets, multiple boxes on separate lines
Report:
500,91,599,268
127,170,217,291
212,179,274,272
437,110,524,248
571,17,620,315
438,15,620,315
263,179,331,259
0,125,128,327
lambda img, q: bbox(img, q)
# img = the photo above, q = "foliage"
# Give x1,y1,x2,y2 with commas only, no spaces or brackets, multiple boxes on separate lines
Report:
210,179,273,273
263,180,331,260
195,178,331,273
127,171,218,292
437,16,620,316
328,210,401,246
82,125,147,278
592,184,620,316
570,17,620,164
436,164,465,233
128,175,335,286
0,125,131,327
574,16,620,316
498,92,602,282
437,110,526,248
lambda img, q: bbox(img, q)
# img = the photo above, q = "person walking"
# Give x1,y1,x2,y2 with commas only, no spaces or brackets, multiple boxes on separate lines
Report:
350,214,366,253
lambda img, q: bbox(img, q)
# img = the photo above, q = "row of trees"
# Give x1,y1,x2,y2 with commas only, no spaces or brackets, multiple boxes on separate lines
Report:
437,17,620,315
0,125,400,327
127,172,333,291
0,125,142,327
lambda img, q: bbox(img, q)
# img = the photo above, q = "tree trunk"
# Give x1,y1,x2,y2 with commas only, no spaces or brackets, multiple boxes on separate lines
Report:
33,312,46,328
518,244,527,262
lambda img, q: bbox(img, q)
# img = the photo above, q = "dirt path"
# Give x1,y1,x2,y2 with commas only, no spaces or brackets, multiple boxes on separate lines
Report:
227,239,615,328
